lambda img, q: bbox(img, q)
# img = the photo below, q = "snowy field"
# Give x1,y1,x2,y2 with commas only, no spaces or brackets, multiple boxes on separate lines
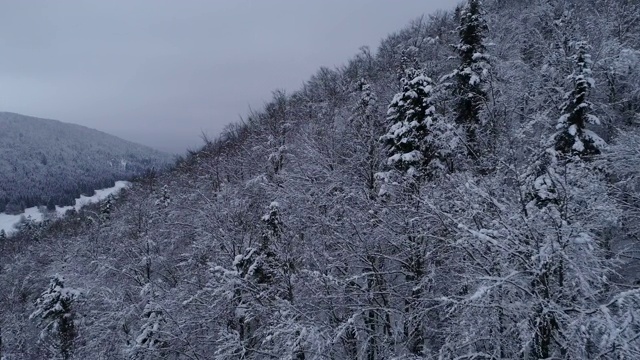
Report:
0,181,130,235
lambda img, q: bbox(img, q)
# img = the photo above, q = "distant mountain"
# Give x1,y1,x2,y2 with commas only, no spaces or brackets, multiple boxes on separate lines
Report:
0,112,172,213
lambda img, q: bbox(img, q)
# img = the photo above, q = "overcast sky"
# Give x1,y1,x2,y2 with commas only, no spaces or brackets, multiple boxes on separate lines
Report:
0,0,454,154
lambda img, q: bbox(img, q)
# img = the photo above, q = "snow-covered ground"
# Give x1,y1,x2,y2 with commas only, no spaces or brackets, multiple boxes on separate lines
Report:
0,181,130,235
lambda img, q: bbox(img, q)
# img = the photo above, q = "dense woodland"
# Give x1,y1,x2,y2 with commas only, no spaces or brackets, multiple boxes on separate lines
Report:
0,112,172,214
2,0,640,358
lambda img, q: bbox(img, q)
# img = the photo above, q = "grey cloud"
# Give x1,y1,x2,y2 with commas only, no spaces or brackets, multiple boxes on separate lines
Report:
0,0,455,154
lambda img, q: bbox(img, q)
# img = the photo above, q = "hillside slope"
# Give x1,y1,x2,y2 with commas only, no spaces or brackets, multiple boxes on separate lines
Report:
0,112,172,213
2,0,640,359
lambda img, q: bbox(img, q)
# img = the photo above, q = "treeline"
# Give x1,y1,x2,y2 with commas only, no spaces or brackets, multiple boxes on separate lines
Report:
2,0,640,359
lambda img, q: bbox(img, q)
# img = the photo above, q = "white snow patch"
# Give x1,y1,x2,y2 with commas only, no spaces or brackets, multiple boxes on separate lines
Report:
572,138,585,152
469,285,489,300
568,124,578,136
573,232,593,245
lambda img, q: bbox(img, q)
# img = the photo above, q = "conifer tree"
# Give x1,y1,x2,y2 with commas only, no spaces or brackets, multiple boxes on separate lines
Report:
100,195,113,220
354,79,379,134
154,185,170,208
527,41,605,208
554,40,605,158
130,303,169,358
222,201,295,358
29,275,79,360
381,69,450,182
234,201,285,290
448,0,489,157
381,69,456,357
516,43,614,357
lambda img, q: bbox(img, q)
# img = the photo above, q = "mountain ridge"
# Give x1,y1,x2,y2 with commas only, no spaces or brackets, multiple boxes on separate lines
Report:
0,111,173,213
0,111,167,153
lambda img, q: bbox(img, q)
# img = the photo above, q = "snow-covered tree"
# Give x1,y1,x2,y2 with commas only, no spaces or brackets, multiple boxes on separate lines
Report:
381,69,453,182
447,0,490,158
354,79,379,132
129,303,169,358
29,275,80,360
554,41,605,158
3,1,640,358
231,201,287,293
154,185,170,208
203,200,305,358
433,159,637,358
100,195,114,220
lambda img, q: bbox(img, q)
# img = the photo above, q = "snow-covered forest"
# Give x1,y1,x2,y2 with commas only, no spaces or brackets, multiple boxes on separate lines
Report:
2,0,640,358
0,112,172,214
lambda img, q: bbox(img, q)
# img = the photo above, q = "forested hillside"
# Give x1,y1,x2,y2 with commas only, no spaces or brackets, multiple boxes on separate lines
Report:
2,0,640,358
0,112,172,213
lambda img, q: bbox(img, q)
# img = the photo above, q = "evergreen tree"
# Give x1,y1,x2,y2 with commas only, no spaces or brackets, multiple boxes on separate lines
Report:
554,40,605,158
154,185,170,208
381,69,451,182
29,275,79,360
524,148,562,208
517,50,616,354
130,303,169,358
447,0,489,158
233,202,285,290
252,201,293,302
354,79,379,133
381,70,455,358
216,201,297,358
0,229,6,240
100,195,114,220
526,41,605,208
